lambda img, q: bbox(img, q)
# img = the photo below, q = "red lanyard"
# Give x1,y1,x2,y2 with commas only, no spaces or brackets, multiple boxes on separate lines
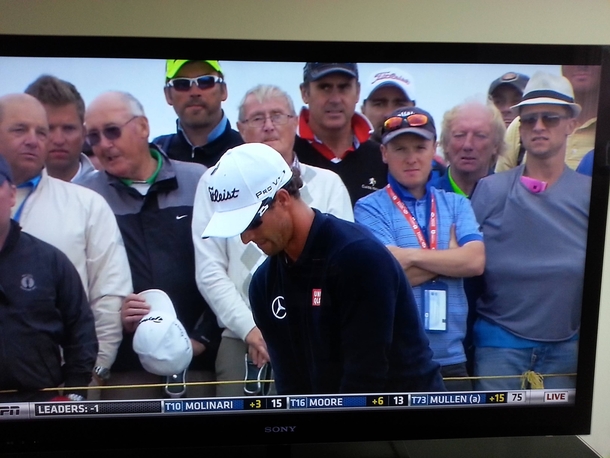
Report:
385,184,437,250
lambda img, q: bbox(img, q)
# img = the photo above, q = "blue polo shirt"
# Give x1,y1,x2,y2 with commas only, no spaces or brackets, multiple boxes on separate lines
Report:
354,174,482,366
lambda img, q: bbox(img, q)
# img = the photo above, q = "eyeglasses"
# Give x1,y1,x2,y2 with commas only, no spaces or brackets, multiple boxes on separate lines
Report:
85,116,139,147
242,113,295,129
244,197,274,232
383,113,429,133
166,75,224,92
520,112,570,129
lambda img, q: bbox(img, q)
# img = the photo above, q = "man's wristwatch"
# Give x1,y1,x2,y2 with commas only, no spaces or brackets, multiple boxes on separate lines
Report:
93,366,111,381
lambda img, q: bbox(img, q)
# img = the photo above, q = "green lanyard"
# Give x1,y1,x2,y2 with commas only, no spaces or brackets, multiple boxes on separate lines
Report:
447,168,468,197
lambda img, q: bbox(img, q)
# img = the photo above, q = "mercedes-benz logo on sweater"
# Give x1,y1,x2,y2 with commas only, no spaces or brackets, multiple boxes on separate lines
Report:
272,296,287,320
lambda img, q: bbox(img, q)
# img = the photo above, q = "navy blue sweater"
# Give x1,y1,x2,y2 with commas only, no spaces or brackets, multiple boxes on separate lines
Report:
249,210,444,395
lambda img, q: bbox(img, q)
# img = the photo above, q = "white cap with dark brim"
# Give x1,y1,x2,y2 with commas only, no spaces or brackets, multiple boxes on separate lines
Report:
201,143,292,238
363,67,416,103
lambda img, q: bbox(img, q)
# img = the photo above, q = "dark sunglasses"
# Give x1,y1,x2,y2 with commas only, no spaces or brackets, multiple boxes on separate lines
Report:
383,113,429,133
520,112,570,129
85,116,139,147
166,75,224,92
244,197,274,232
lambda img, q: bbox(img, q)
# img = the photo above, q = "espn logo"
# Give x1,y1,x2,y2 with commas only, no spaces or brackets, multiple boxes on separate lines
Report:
0,405,20,416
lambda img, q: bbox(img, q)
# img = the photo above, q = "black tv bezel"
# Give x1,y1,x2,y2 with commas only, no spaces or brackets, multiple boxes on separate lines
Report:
0,35,608,453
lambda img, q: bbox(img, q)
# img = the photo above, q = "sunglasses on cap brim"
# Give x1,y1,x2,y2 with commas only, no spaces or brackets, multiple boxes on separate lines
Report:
383,113,429,133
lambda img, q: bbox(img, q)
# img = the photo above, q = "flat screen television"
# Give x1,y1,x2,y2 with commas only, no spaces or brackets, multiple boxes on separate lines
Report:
0,35,608,456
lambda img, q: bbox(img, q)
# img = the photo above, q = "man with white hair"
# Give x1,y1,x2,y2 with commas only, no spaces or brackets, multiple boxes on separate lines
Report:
470,72,590,391
79,91,221,399
433,101,506,197
192,84,353,396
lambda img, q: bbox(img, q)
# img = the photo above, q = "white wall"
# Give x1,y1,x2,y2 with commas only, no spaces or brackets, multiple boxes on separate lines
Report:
0,1,608,455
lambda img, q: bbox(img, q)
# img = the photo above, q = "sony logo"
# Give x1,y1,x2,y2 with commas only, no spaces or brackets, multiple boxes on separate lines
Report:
264,426,296,433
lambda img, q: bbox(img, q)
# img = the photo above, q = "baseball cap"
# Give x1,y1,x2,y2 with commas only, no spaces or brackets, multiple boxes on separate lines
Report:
488,72,530,96
363,67,416,102
511,71,581,117
133,289,193,376
381,107,436,145
165,60,223,79
303,62,358,83
201,143,292,238
0,155,13,185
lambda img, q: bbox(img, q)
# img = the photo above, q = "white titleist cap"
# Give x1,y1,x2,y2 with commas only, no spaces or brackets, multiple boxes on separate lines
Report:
201,143,292,238
133,289,193,376
363,67,416,102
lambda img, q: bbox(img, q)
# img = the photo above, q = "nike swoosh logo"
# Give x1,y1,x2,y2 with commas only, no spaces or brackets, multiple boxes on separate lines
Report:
176,215,188,220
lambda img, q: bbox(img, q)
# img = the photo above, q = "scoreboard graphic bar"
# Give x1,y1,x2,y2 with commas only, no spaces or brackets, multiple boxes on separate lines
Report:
0,389,574,421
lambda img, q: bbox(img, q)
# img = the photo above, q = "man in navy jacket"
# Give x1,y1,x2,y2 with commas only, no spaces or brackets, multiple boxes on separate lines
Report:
201,142,444,395
0,155,97,402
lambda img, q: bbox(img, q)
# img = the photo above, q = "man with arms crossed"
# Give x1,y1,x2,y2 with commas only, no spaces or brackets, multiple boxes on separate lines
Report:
192,84,353,396
200,142,444,395
471,73,590,390
355,107,485,390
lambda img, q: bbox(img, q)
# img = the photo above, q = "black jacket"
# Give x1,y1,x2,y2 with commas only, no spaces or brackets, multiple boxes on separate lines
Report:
0,221,97,401
78,145,221,372
153,119,243,168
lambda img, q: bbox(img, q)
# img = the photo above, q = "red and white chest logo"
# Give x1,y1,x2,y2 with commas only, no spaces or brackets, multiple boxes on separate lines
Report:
312,289,322,307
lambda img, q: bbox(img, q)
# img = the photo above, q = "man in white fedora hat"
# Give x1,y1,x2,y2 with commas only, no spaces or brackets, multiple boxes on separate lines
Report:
470,72,591,391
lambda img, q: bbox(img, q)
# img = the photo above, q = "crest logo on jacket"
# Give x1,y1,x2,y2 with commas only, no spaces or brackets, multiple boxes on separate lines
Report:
20,274,36,291
272,296,287,320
